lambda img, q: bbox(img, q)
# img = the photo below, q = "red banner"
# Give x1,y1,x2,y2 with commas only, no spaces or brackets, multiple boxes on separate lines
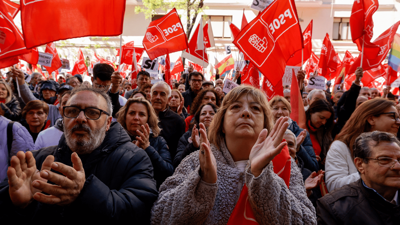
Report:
4,0,19,18
349,21,400,74
182,22,209,66
44,43,62,74
21,0,125,49
361,65,386,86
170,57,184,75
318,33,340,80
143,8,188,60
119,41,145,65
233,0,303,86
305,52,319,79
350,0,379,58
263,77,283,101
287,20,313,67
71,49,87,75
242,62,260,89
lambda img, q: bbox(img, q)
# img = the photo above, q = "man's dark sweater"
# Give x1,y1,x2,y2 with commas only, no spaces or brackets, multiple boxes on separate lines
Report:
158,108,185,159
182,88,201,110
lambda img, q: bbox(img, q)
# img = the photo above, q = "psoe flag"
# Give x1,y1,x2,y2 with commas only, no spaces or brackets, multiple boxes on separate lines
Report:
389,34,400,72
233,0,303,86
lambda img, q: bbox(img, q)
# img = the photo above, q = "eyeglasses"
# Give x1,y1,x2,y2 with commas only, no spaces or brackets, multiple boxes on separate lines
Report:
63,106,110,120
93,81,110,90
376,112,400,121
366,157,400,168
191,79,203,83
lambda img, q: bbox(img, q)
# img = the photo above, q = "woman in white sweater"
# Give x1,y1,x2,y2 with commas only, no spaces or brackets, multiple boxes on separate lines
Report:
326,98,400,192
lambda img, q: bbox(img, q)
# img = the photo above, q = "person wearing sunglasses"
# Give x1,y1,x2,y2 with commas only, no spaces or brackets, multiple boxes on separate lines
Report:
0,87,158,224
318,131,400,224
326,98,400,192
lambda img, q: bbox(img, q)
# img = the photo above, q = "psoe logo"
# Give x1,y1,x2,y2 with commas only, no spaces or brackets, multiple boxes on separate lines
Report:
248,34,267,53
146,32,158,43
378,45,387,56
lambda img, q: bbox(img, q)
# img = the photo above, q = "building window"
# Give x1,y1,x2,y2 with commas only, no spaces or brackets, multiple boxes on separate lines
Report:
333,18,351,41
207,16,232,39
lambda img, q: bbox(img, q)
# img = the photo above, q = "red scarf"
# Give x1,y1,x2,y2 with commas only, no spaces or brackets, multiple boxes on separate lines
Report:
0,99,5,104
307,120,321,156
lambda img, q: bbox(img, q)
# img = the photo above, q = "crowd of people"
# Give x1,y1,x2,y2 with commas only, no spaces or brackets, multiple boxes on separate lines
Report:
0,63,399,224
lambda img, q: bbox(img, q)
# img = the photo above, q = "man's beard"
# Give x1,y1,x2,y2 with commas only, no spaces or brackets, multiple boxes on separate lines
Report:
64,121,108,154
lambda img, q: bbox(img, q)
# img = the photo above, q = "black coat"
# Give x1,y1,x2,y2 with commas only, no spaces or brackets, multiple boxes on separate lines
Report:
130,134,174,189
332,82,361,138
182,87,200,109
0,96,21,121
173,130,199,168
0,122,158,225
317,179,400,225
158,108,185,159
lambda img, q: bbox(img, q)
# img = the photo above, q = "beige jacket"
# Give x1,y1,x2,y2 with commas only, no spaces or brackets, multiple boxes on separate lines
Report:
151,140,317,225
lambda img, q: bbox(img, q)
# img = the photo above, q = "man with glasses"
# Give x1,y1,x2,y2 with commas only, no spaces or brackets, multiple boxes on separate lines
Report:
124,71,151,100
182,71,204,109
317,131,400,224
0,87,158,224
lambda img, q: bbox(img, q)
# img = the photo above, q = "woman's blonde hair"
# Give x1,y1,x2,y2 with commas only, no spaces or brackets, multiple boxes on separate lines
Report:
269,96,292,113
208,85,274,149
170,89,183,102
336,98,396,158
0,81,13,103
116,97,161,137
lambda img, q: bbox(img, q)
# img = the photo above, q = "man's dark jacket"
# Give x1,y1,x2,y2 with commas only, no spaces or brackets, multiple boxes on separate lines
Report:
182,87,200,110
174,130,199,168
0,122,158,225
317,179,400,225
158,108,185,160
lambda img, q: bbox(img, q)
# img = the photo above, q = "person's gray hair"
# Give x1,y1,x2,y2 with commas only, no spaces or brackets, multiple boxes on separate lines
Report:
360,87,370,92
151,81,171,98
284,129,297,148
354,131,400,163
307,89,325,100
283,89,291,94
68,86,113,115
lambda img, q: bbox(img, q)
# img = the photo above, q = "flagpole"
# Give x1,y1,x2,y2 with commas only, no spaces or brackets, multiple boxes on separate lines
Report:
118,35,123,72
360,35,364,68
301,49,304,68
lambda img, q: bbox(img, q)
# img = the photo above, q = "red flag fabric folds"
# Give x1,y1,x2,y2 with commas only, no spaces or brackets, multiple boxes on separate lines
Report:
361,65,386,86
182,23,209,66
290,69,306,129
164,54,171,88
318,34,340,80
120,41,145,65
349,21,400,74
71,49,87,75
170,57,184,75
287,20,313,67
233,0,303,86
4,0,19,18
241,9,248,30
21,0,126,49
305,52,319,79
44,43,62,74
143,8,188,60
241,62,260,89
263,77,283,101
350,0,379,58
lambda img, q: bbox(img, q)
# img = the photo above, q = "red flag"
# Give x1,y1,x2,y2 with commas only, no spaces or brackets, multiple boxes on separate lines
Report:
305,52,319,79
4,0,19,18
350,0,380,58
361,65,386,86
19,48,39,65
120,41,145,65
229,22,241,40
165,54,171,87
263,77,283,101
349,21,400,74
71,49,87,75
182,23,208,66
43,43,62,74
386,64,398,85
0,1,31,69
143,8,188,60
342,50,355,76
233,0,303,86
318,33,340,80
241,62,260,89
189,61,203,73
170,57,184,75
203,22,215,48
241,9,248,29
290,69,306,129
287,20,313,67
21,0,126,49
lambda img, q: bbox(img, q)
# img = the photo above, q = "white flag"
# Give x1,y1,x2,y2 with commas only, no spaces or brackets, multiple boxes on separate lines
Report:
197,19,204,50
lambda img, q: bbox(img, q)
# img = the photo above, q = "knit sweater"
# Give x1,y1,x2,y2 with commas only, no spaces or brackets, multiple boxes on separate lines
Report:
150,140,317,225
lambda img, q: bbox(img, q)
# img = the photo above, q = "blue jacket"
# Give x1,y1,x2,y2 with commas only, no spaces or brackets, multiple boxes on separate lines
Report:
0,116,34,182
288,120,319,172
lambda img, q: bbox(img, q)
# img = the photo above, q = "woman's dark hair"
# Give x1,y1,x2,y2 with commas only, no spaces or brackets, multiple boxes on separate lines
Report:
305,99,334,161
190,89,220,115
129,90,146,99
139,83,152,92
191,103,218,129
